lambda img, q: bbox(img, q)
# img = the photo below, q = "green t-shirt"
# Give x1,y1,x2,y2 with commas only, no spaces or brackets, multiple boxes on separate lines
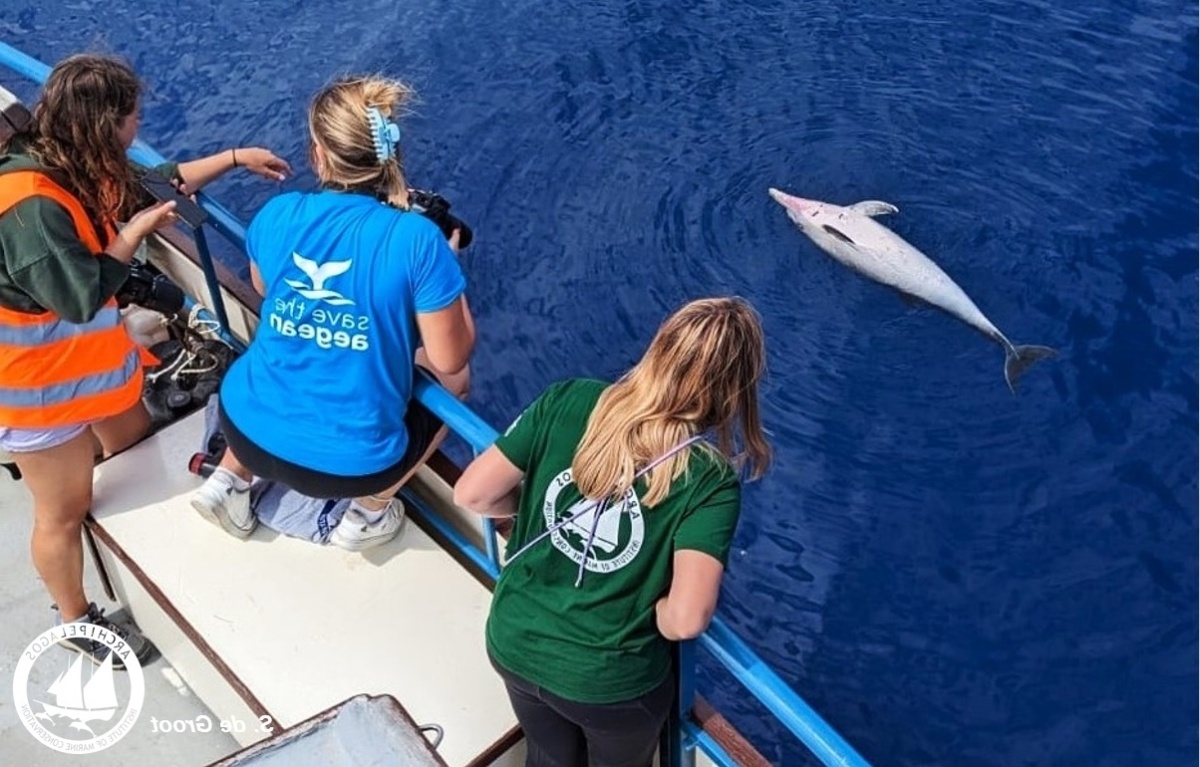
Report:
486,378,742,704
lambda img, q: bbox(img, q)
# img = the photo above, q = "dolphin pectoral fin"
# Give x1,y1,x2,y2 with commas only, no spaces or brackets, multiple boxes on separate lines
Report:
850,200,899,217
1003,344,1057,394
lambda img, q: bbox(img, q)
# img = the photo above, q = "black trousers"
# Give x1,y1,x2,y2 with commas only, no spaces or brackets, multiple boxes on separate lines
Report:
491,655,675,767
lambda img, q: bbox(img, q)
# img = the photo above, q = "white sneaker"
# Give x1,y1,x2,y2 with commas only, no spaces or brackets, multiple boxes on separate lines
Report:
330,499,405,552
190,467,256,539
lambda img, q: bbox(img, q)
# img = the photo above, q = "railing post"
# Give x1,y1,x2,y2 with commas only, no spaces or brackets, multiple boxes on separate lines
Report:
191,225,232,335
482,517,499,568
663,639,697,767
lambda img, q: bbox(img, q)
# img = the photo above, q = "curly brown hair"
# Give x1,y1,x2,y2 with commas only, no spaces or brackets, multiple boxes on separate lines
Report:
19,54,141,226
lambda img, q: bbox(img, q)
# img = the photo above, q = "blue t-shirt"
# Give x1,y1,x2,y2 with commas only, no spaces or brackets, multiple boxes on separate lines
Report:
220,190,465,475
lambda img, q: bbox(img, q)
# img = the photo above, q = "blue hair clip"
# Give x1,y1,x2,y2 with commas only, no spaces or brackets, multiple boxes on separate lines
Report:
366,106,401,164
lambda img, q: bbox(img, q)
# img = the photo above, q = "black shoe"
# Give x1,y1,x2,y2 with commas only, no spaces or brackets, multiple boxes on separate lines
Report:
54,603,155,670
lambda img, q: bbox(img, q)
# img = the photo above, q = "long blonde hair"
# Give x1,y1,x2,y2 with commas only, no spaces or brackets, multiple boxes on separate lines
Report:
308,75,412,199
572,297,772,507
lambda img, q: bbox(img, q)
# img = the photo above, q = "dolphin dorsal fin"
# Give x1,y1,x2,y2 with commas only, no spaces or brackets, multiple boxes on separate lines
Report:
850,200,899,217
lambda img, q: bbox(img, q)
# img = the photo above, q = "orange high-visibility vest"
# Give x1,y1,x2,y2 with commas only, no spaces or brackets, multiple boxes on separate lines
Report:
0,170,143,428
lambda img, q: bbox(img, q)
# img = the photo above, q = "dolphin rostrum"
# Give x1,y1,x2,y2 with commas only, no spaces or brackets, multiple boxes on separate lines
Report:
768,188,1055,393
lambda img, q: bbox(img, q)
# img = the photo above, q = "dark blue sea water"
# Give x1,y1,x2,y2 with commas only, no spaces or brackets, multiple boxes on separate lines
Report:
4,1,1196,764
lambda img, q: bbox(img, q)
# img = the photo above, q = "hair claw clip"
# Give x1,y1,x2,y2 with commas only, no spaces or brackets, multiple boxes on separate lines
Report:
366,106,401,164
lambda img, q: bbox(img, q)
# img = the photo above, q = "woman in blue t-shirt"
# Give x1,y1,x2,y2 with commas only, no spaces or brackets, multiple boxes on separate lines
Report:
191,76,475,551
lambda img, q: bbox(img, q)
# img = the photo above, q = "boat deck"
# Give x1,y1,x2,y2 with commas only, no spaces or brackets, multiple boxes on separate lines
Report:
2,406,521,765
84,409,521,765
1,459,239,766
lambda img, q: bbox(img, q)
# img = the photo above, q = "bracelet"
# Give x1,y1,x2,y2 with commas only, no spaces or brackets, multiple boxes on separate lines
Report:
231,148,239,168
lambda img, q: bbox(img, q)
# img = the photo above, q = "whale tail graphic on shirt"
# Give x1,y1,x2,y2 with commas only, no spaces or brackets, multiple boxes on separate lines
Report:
284,252,356,305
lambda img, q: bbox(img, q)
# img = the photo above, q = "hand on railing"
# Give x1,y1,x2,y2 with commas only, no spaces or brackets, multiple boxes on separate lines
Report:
230,146,291,182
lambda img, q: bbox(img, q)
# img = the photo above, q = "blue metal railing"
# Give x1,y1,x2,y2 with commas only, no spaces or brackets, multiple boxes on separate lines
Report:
0,40,870,767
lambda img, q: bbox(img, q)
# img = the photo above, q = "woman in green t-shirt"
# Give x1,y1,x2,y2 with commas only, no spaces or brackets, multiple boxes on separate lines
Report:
455,297,772,767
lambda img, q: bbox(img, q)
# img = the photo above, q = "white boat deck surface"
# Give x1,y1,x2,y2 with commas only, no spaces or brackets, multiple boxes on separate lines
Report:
1,459,238,766
88,410,517,766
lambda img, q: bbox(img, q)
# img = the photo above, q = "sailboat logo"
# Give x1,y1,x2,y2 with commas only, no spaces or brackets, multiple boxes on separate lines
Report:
542,469,646,574
12,625,145,754
559,496,625,555
34,653,119,737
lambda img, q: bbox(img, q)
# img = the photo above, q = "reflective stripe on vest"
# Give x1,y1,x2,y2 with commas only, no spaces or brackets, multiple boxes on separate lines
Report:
0,170,143,428
0,305,120,347
0,347,139,407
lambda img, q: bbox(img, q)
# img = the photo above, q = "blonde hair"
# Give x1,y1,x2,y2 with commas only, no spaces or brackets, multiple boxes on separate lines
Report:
308,75,412,198
572,297,772,507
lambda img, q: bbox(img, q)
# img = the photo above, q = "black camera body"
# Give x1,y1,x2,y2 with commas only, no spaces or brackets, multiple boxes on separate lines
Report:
116,262,186,316
408,188,473,249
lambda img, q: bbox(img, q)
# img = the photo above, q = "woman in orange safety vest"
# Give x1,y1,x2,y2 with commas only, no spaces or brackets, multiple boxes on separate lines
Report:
0,54,289,667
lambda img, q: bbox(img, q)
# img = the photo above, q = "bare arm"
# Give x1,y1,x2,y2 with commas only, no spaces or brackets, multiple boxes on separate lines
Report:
453,445,523,518
655,550,726,641
249,262,266,296
415,347,470,399
415,295,475,375
177,147,291,190
107,201,179,264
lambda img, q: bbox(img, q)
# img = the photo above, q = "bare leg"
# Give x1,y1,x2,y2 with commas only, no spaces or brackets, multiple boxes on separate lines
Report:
354,355,470,512
13,430,97,622
353,428,447,511
91,400,150,457
216,445,254,483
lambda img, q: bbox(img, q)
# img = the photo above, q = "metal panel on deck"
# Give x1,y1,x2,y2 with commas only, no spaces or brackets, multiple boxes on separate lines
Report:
208,694,446,767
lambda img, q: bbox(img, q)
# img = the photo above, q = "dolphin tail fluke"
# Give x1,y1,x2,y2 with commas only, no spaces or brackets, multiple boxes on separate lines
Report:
1003,344,1057,394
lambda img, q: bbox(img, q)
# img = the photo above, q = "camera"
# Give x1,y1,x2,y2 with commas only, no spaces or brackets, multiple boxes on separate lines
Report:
408,189,473,249
116,262,186,316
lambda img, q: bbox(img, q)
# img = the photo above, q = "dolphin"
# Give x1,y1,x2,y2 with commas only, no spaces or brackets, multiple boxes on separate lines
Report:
69,721,95,736
768,188,1055,393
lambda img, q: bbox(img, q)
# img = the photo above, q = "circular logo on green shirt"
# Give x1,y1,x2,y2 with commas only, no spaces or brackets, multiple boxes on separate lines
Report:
543,469,645,572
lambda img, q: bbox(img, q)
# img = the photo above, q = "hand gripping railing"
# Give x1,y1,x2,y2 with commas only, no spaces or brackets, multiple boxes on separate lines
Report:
0,39,870,767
